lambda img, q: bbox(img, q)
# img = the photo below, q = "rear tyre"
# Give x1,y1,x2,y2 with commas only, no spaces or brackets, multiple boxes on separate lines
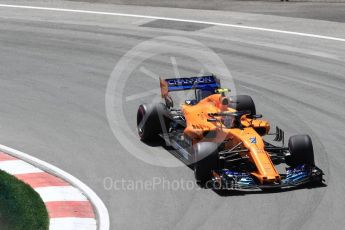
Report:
136,103,169,142
286,135,315,166
229,95,256,115
193,142,219,186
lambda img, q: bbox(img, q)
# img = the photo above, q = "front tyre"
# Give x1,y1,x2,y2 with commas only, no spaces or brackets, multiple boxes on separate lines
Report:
137,103,169,141
193,142,219,186
286,135,315,166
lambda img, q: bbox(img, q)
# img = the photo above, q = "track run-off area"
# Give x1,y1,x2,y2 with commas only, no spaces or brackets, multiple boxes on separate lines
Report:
0,1,344,229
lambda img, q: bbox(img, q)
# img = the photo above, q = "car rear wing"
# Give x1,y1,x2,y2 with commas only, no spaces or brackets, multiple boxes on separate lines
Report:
160,75,221,98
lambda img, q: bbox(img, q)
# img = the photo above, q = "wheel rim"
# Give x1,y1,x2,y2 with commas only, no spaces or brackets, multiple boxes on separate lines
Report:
137,107,145,137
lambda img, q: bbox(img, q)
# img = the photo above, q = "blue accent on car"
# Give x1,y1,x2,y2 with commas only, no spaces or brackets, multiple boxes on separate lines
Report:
213,164,322,190
222,170,257,186
284,164,311,184
165,76,220,92
250,137,257,144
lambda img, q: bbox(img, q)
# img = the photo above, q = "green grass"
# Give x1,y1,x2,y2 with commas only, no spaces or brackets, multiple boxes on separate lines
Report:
0,170,49,230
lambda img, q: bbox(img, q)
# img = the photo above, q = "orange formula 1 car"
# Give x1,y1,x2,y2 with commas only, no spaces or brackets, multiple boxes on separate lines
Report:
137,75,324,190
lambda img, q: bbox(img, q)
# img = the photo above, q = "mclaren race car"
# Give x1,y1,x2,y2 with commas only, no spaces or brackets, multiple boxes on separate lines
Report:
136,75,324,190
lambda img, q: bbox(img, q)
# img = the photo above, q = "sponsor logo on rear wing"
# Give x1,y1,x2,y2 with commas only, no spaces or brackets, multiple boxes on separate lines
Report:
160,75,220,95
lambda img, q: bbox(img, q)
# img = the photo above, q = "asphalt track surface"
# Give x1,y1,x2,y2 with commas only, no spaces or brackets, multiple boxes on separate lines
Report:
0,1,345,230
70,0,345,23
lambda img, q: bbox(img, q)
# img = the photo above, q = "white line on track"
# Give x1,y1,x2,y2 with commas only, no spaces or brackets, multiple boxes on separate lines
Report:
50,218,97,230
35,186,88,202
0,159,43,174
0,4,344,42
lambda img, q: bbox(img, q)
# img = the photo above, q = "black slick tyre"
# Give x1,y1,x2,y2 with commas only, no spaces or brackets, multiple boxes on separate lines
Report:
137,103,168,142
286,135,315,166
193,142,219,186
